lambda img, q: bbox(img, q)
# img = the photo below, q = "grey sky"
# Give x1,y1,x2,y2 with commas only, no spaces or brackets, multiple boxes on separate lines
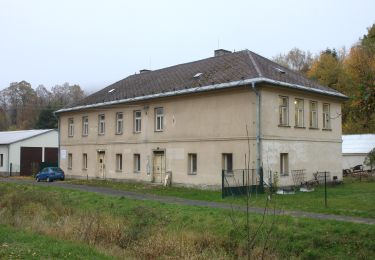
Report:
1,0,374,92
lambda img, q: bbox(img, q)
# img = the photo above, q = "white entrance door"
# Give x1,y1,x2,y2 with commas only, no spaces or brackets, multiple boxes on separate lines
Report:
97,152,105,178
153,151,165,183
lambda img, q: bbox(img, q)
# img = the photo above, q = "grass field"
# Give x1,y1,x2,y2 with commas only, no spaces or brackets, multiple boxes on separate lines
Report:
67,177,375,218
0,225,110,259
0,182,374,259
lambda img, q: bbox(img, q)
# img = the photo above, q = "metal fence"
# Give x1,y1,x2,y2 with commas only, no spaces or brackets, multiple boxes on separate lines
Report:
222,168,264,198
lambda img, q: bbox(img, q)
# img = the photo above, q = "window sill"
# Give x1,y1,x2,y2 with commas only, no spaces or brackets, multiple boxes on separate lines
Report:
322,128,332,131
134,171,140,174
188,172,197,175
309,127,319,130
154,130,164,132
68,135,73,138
278,125,291,128
82,135,88,137
280,174,289,177
98,133,105,136
133,131,141,134
116,170,122,172
68,167,72,170
294,126,306,129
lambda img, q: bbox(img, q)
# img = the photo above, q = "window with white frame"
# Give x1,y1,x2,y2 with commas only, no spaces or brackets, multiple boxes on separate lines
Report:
82,153,87,170
134,154,140,173
134,110,141,133
323,103,331,129
294,99,304,127
0,154,3,167
98,114,105,135
116,154,123,171
309,101,318,128
68,153,73,169
222,153,233,173
116,112,123,134
279,96,289,126
155,107,164,131
280,153,289,176
188,153,197,175
82,116,88,136
68,118,74,137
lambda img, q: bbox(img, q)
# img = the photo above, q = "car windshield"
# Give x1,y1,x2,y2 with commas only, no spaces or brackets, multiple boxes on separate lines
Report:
50,167,63,172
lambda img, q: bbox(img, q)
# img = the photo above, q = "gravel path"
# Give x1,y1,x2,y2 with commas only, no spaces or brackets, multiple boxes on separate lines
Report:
1,177,374,225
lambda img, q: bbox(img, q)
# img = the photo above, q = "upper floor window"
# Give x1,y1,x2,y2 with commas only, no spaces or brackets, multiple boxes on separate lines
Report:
188,153,197,175
98,114,105,135
82,116,88,136
134,110,141,133
116,112,123,135
294,99,304,127
155,107,164,131
309,101,318,128
68,118,74,137
279,96,289,126
323,103,331,129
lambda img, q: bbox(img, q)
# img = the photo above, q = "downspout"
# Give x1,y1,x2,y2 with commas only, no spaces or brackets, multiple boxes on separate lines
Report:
53,112,60,168
251,82,261,179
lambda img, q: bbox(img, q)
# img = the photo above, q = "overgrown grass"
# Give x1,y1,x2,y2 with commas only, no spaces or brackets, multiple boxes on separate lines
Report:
0,225,110,259
0,182,374,259
67,177,375,218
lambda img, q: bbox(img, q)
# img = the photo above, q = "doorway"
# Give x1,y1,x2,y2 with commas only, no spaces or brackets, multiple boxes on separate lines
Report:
97,151,105,178
153,151,165,183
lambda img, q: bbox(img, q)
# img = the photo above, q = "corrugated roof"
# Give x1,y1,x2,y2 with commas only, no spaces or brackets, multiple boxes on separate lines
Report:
56,49,347,114
342,134,375,154
0,129,55,145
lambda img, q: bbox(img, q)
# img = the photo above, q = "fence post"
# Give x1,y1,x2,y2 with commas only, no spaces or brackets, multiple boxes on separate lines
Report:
222,170,225,199
324,171,327,208
242,170,245,186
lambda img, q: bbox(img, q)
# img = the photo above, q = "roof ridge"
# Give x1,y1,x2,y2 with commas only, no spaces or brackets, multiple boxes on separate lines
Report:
246,50,263,77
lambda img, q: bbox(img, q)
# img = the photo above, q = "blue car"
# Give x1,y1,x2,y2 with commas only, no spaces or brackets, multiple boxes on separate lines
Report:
36,167,65,182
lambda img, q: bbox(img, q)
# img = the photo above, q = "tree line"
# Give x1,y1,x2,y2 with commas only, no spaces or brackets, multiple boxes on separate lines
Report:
0,81,85,130
273,23,375,134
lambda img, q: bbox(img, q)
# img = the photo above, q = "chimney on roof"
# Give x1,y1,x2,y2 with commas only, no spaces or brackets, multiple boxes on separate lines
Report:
214,49,232,57
140,69,151,74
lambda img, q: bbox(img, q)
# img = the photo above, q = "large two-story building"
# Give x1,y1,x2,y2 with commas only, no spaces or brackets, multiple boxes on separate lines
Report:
56,49,347,187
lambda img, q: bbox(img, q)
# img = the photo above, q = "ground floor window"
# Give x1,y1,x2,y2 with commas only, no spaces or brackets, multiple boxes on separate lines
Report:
0,154,3,167
280,153,289,176
68,153,73,169
134,154,140,173
188,153,197,175
222,153,233,173
82,153,87,170
116,154,123,171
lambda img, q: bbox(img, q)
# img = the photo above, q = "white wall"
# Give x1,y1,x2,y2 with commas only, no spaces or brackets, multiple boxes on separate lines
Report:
342,154,368,170
9,130,58,173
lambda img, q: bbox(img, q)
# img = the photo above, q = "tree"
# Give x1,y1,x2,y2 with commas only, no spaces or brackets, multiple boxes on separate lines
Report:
35,106,58,129
344,24,375,133
273,48,313,74
364,148,375,172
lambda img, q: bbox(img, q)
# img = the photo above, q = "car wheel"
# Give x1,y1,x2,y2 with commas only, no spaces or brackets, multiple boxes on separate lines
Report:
47,177,51,182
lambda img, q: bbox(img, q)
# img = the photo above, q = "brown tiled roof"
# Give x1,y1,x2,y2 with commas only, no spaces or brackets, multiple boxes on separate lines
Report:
60,50,346,111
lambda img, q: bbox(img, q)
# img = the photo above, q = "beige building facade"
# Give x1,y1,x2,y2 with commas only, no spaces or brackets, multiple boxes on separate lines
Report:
57,50,346,188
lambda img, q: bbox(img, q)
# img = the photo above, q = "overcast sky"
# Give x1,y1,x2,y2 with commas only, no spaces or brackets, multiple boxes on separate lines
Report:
0,0,374,92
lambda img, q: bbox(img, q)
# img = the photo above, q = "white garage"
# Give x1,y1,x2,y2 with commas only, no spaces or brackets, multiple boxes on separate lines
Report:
342,134,375,170
0,129,58,176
